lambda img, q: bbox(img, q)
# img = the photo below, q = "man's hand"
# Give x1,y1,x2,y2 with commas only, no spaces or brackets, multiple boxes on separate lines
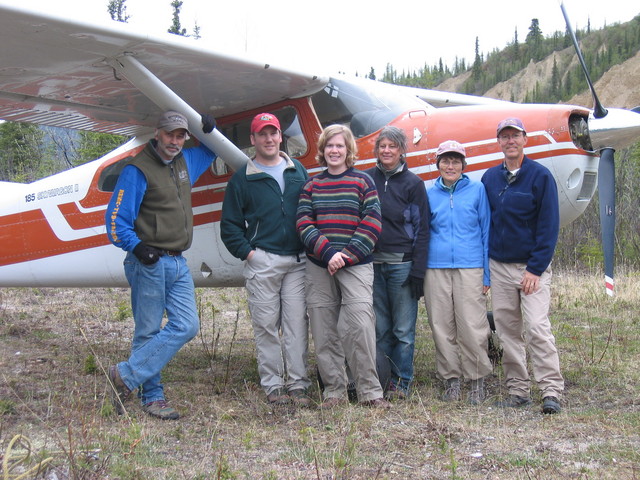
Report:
521,271,540,295
133,243,163,265
201,114,216,134
402,275,424,299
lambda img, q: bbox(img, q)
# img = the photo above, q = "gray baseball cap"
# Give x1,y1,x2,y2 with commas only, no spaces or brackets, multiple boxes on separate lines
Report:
157,111,190,133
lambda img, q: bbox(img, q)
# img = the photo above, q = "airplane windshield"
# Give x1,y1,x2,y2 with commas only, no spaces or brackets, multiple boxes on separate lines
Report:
310,77,426,138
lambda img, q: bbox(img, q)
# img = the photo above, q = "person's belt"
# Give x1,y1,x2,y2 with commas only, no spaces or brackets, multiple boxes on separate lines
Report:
162,250,182,256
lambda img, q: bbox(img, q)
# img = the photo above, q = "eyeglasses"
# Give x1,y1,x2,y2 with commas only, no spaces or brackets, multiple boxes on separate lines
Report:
439,159,463,167
498,132,524,141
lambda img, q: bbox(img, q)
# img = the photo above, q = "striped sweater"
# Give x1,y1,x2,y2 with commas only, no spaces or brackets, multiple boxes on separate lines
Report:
296,167,382,268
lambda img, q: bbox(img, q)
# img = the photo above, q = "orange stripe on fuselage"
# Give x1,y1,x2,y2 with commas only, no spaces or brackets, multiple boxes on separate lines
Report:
0,209,110,266
58,202,109,230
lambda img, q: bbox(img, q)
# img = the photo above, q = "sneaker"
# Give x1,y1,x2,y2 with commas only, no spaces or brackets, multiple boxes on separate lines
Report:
267,388,291,405
108,365,131,415
320,396,347,408
142,399,180,420
468,377,485,405
495,394,532,408
288,389,314,408
360,397,392,409
542,396,561,414
442,378,461,402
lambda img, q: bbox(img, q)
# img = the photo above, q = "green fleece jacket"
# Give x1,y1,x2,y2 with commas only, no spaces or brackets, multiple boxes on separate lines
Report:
220,153,308,260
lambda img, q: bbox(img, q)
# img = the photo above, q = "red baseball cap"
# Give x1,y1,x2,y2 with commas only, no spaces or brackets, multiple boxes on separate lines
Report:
251,113,281,133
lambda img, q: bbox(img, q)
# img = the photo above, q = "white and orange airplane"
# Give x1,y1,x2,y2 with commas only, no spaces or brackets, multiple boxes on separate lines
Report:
0,3,638,294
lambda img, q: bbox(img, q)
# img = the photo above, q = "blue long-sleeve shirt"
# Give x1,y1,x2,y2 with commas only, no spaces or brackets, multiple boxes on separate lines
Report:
106,141,216,252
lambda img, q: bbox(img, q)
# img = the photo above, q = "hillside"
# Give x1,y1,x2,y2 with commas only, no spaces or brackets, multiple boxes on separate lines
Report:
433,28,640,110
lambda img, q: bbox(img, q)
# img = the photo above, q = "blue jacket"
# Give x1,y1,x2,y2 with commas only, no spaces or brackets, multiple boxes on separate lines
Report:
481,156,559,276
427,174,490,286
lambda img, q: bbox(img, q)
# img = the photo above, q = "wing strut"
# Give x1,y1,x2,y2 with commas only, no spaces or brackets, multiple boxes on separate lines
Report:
107,54,249,171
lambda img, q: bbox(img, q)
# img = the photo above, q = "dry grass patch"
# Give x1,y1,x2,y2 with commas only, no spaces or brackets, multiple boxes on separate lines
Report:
1,271,639,479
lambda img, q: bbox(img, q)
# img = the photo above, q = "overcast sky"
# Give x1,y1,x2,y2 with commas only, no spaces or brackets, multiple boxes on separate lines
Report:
14,0,640,77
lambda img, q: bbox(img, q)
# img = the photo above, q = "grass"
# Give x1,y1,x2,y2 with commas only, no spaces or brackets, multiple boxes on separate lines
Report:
0,270,639,479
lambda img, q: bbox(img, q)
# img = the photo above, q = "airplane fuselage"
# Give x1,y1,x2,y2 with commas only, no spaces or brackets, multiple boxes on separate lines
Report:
0,85,598,287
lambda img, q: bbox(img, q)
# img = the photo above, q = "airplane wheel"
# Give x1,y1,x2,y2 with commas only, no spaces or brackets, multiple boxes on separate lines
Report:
486,311,503,367
487,310,496,332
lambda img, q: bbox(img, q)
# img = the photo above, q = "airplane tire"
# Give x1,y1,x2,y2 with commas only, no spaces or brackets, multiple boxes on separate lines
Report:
486,310,503,367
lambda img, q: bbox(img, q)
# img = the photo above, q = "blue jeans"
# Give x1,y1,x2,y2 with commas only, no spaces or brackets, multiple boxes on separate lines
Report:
119,252,199,404
373,262,418,393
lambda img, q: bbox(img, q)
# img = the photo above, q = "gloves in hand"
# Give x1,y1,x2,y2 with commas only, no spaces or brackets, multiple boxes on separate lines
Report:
201,113,216,134
133,243,163,265
402,274,424,300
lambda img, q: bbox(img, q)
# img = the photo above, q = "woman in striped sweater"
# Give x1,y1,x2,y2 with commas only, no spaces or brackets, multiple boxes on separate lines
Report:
296,124,391,409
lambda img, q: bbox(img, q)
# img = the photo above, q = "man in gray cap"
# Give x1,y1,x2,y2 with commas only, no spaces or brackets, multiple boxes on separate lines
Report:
481,117,563,414
105,110,216,420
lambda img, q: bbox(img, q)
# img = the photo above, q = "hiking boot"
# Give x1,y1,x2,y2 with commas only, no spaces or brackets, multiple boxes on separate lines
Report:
320,396,347,408
468,377,486,405
542,396,561,414
288,389,314,408
142,399,180,420
384,383,408,401
108,365,131,415
267,388,291,405
442,378,461,402
360,397,392,409
495,394,532,408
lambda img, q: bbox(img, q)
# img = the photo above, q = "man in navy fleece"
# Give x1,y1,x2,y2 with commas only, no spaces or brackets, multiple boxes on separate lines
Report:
481,117,563,415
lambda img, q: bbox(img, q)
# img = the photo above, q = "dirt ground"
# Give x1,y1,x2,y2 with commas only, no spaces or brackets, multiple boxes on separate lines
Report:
1,274,639,479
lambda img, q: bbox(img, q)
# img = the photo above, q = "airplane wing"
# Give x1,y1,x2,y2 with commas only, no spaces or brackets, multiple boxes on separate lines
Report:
0,4,329,136
397,85,513,108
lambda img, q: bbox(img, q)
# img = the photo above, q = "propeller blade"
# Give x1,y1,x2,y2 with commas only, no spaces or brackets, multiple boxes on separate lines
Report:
598,148,616,296
560,1,608,118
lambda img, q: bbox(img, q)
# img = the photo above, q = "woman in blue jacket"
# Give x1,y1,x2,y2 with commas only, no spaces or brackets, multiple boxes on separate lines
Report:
425,140,492,405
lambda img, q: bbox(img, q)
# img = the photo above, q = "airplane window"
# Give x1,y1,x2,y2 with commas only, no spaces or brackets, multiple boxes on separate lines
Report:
310,77,425,138
218,106,307,160
98,157,133,192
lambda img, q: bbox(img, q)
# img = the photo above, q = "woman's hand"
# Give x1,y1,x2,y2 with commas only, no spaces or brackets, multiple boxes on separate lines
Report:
327,252,349,275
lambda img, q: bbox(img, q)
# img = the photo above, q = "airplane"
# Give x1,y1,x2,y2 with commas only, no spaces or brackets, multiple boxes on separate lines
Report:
0,3,639,295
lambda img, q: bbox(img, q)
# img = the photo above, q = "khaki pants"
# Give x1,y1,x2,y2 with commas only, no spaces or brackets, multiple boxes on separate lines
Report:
306,261,383,402
425,268,492,382
244,248,310,395
489,260,564,398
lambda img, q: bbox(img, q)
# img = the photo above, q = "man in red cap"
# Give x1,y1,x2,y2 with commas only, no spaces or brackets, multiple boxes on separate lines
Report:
221,113,312,407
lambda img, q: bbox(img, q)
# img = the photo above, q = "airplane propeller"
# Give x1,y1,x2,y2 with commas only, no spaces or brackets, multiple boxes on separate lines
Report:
559,1,633,295
597,147,615,294
560,3,607,119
